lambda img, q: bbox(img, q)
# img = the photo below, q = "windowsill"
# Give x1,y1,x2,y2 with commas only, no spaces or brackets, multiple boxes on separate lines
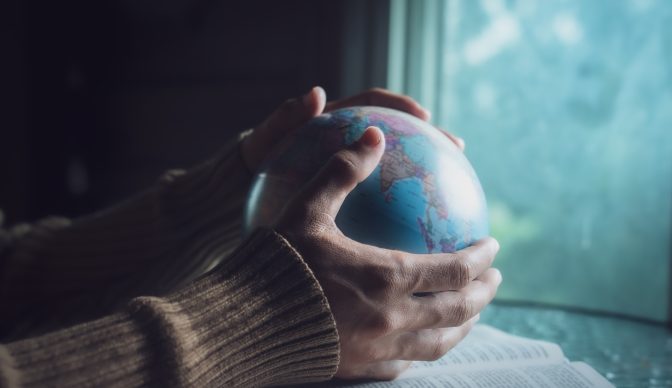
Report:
482,302,672,386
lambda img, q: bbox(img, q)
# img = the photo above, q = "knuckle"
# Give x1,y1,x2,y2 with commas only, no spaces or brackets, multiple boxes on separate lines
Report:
388,250,406,268
430,331,449,361
447,257,471,289
329,152,360,181
451,294,473,325
389,251,414,287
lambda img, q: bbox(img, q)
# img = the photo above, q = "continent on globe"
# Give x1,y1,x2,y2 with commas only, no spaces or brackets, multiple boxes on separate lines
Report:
244,106,489,254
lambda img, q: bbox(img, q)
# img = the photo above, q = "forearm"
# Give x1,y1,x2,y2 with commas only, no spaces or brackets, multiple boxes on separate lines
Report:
0,229,339,387
0,132,253,338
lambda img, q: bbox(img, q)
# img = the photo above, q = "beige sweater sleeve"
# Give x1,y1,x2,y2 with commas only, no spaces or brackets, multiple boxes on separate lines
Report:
0,229,339,387
0,132,253,338
0,133,340,386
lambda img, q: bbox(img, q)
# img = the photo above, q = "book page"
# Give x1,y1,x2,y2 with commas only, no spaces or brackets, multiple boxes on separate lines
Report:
341,362,614,388
403,324,565,377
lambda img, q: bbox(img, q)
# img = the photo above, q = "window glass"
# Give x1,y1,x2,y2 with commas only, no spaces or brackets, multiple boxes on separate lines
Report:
432,0,671,320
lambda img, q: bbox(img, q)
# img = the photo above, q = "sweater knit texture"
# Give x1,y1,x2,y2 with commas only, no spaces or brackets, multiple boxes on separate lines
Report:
0,134,340,387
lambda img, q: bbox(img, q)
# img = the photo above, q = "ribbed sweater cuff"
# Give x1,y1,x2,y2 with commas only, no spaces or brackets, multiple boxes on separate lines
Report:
3,229,339,387
164,228,340,386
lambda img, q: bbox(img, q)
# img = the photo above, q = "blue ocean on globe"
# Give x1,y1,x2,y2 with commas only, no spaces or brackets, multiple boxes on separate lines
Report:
244,106,489,254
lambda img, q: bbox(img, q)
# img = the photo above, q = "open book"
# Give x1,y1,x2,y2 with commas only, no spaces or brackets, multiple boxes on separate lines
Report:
338,325,614,388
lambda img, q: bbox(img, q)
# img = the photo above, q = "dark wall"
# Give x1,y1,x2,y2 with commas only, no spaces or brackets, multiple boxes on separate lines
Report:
1,0,347,224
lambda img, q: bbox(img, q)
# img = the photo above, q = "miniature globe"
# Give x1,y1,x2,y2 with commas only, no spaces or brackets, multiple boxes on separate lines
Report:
244,106,489,253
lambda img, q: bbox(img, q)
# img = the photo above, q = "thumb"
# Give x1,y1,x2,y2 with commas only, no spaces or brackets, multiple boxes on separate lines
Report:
298,126,385,219
260,86,327,134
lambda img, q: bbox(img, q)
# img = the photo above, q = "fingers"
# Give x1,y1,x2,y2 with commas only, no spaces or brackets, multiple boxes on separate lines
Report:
243,86,327,171
295,126,385,219
304,85,328,116
397,237,500,293
406,268,502,330
393,314,479,361
325,88,430,121
260,86,327,134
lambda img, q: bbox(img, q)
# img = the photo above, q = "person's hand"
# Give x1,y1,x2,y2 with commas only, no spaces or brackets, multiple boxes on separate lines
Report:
241,87,464,172
276,126,501,380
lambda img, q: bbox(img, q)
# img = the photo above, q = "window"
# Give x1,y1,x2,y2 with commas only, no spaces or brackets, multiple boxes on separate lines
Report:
386,0,671,321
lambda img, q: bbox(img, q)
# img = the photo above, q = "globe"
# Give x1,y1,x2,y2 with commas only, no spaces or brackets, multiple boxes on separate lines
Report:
244,106,489,254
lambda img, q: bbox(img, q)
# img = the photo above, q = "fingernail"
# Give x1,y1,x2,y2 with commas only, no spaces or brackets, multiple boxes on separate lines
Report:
359,127,381,147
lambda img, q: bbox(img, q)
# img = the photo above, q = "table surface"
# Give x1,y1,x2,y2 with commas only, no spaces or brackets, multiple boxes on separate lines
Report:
481,303,672,387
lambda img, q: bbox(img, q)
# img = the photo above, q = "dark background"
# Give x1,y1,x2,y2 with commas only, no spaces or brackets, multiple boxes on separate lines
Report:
1,0,379,225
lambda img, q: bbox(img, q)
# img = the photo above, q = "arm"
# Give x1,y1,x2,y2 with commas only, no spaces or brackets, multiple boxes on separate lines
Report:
0,86,451,339
0,87,475,385
0,228,339,387
0,133,253,338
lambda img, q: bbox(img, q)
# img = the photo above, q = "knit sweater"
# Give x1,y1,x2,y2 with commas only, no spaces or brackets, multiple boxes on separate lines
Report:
0,134,340,387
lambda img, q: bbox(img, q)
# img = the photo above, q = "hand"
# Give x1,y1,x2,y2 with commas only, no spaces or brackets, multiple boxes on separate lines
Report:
276,126,500,380
241,87,464,172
